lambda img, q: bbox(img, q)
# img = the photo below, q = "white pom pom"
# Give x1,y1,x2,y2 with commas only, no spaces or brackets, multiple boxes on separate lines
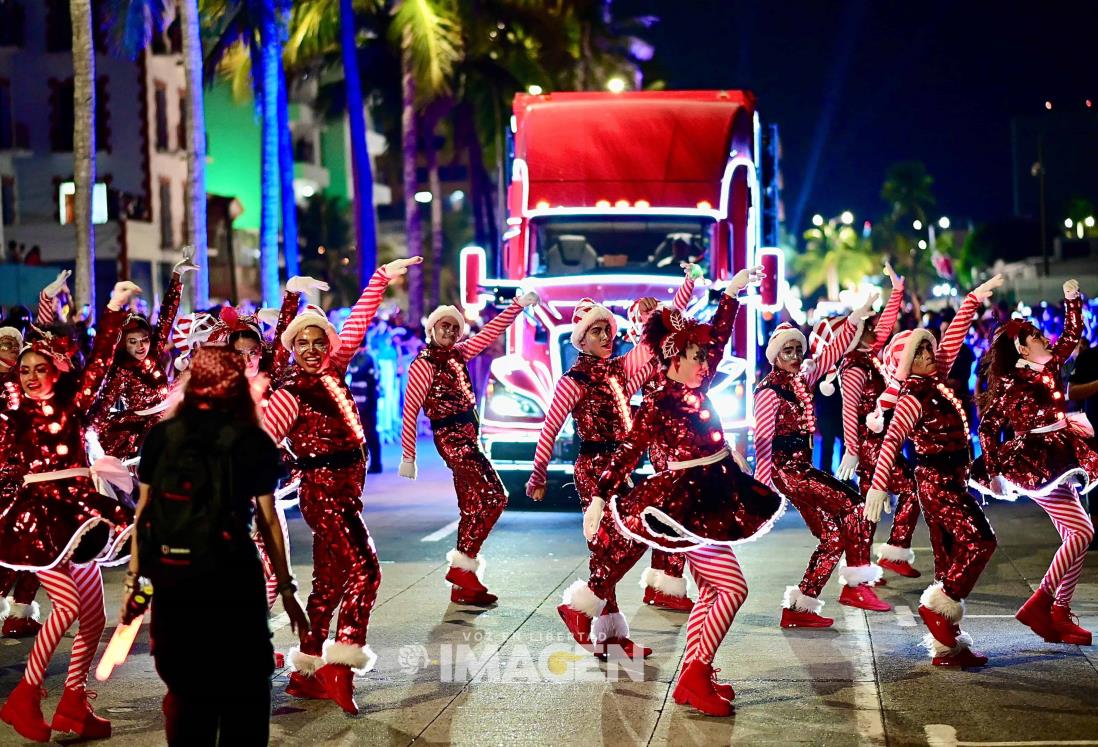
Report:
820,377,836,396
867,409,884,433
800,359,817,375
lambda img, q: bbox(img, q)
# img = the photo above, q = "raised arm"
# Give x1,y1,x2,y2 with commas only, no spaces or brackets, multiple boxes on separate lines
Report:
1050,282,1082,368
398,357,434,476
752,387,780,489
526,375,583,496
596,399,658,498
268,285,303,376
456,296,529,362
939,275,1003,373
672,264,700,311
874,275,905,351
838,366,868,461
332,269,392,371
74,304,126,412
263,388,300,443
807,317,858,387
152,272,184,357
37,269,72,327
869,394,921,492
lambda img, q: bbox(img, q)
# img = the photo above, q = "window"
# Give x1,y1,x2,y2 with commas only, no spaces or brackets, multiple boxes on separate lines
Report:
45,0,71,53
0,1,25,48
177,91,187,151
1,176,14,225
0,79,11,149
159,179,173,249
49,77,109,152
154,82,168,152
181,180,188,245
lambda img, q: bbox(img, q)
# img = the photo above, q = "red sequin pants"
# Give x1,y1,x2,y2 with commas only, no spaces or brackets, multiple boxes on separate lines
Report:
773,449,873,598
298,461,380,654
434,422,507,558
914,462,996,601
650,549,686,580
575,452,647,614
856,451,921,549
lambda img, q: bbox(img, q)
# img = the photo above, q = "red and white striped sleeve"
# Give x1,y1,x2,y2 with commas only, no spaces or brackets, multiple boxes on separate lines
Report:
332,268,392,370
529,375,583,487
807,317,857,386
936,293,980,374
753,388,780,489
672,271,697,311
869,394,921,492
626,360,657,395
622,342,655,378
839,366,868,454
457,300,522,362
263,388,300,443
873,280,904,351
401,357,434,462
37,290,56,327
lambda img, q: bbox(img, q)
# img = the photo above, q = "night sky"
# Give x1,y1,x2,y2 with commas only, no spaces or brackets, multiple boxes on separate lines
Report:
621,0,1097,231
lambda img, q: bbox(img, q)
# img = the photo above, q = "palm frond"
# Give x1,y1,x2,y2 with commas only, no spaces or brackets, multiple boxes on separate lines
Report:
391,0,462,97
101,0,171,60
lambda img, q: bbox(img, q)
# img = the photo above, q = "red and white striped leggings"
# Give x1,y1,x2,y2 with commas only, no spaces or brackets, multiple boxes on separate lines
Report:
26,562,105,689
256,504,291,609
1031,487,1094,607
683,545,748,665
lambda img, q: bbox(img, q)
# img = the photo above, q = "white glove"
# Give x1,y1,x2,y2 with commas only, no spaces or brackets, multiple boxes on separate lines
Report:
730,449,752,475
286,275,329,294
399,459,417,480
883,260,902,288
864,488,891,524
972,273,1004,301
728,264,765,295
382,256,423,278
108,281,142,311
44,269,72,298
850,291,880,324
583,496,605,542
517,291,540,308
1064,278,1080,301
836,452,860,481
173,245,199,275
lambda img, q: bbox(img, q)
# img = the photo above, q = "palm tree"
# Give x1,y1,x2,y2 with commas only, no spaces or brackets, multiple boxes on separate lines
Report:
796,218,879,301
881,161,936,227
71,0,97,312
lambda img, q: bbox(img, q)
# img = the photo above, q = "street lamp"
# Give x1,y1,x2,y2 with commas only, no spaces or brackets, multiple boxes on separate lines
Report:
938,216,950,230
811,214,824,227
912,219,923,231
840,210,854,225
1086,216,1096,228
918,239,928,250
1065,218,1074,229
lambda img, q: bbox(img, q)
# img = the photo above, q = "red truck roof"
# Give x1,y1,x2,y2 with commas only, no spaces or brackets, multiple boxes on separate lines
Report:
512,90,755,210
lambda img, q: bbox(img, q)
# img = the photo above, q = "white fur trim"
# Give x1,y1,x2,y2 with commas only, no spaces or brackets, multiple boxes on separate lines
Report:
280,309,341,353
920,582,965,623
562,579,606,618
819,375,837,397
866,409,886,434
876,543,915,564
838,563,884,587
640,568,687,597
0,597,9,621
591,611,629,643
766,328,807,364
425,305,467,342
894,329,935,381
289,647,325,675
7,601,40,621
570,304,617,350
0,327,23,348
922,631,975,658
782,586,824,614
446,549,485,578
323,640,378,675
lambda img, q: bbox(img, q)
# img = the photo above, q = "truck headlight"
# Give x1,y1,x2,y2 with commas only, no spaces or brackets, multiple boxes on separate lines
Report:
487,386,544,420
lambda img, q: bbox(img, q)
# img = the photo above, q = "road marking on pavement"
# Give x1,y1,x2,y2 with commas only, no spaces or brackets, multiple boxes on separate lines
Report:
926,724,1098,746
895,605,917,627
421,519,460,543
270,612,290,632
841,608,886,746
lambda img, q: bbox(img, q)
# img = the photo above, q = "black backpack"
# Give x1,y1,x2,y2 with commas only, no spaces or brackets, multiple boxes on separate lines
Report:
138,419,247,581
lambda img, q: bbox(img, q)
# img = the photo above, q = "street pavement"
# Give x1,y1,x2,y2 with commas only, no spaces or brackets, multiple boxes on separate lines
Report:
1,439,1096,746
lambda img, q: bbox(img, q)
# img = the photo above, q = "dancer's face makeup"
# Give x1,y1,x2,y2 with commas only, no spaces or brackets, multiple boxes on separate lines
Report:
19,352,59,400
668,343,708,389
233,336,262,378
910,339,936,376
1018,330,1052,365
580,320,614,358
775,340,803,373
434,319,461,348
293,327,331,373
125,332,151,362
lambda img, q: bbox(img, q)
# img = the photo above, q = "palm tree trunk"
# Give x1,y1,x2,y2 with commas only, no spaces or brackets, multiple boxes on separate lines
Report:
258,20,281,307
340,0,378,286
401,34,423,325
71,0,96,313
277,64,299,279
827,264,839,301
179,0,208,307
424,110,443,309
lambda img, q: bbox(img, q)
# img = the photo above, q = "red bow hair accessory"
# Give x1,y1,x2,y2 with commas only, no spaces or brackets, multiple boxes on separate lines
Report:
210,305,262,343
658,307,712,360
20,331,72,373
995,318,1039,354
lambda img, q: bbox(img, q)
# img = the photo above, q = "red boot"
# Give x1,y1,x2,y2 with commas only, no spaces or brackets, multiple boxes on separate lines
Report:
710,668,735,701
1015,588,1058,642
642,587,655,605
0,679,50,742
287,671,328,700
672,660,733,717
315,664,358,715
649,590,694,611
447,567,497,605
780,607,834,628
450,587,498,606
445,566,488,594
918,605,960,648
51,686,111,740
839,584,892,612
1050,605,1092,645
878,558,921,578
557,604,595,651
932,647,989,667
2,616,42,639
599,637,653,661
274,651,285,668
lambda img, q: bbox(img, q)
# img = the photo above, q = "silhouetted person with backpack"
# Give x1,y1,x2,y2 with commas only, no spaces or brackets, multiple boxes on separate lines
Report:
125,346,308,746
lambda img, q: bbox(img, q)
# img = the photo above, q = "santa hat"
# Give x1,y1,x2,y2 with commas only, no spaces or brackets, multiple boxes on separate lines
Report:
280,304,342,354
425,305,467,343
866,328,935,432
809,317,850,396
0,326,24,348
570,298,617,350
765,322,807,365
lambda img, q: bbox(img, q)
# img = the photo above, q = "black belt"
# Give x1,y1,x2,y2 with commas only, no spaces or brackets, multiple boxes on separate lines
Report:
914,449,971,470
773,434,810,452
430,408,479,430
297,446,366,471
579,440,621,456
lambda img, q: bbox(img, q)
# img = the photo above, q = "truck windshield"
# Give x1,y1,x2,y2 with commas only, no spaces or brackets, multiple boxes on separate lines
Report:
528,215,713,278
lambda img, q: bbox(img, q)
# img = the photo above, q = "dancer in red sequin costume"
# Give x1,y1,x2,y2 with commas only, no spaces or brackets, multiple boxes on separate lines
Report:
754,293,890,629
866,274,1004,667
399,291,540,605
971,279,1094,646
596,268,782,716
825,263,923,578
88,250,197,460
0,282,142,743
263,257,421,715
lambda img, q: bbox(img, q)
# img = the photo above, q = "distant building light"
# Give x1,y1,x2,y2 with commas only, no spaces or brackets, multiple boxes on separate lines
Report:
606,77,626,93
912,219,923,231
840,210,854,225
811,214,824,227
1045,100,1053,110
1086,216,1096,228
938,216,950,229
58,182,108,225
300,184,316,198
449,190,465,205
918,239,928,250
414,191,433,204
1065,218,1074,229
